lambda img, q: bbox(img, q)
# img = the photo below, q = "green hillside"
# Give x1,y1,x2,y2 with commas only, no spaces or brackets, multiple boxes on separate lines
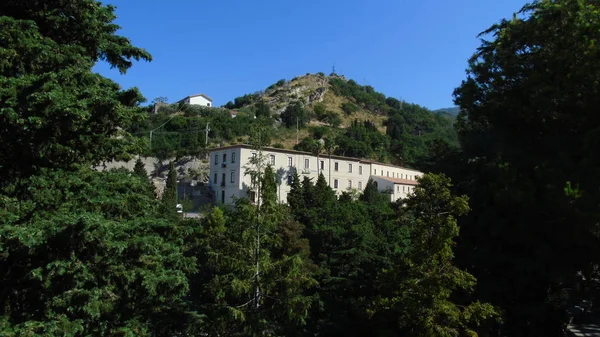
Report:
136,73,458,168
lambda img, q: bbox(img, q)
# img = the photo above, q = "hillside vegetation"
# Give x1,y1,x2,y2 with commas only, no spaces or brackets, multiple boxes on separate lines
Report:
141,73,457,167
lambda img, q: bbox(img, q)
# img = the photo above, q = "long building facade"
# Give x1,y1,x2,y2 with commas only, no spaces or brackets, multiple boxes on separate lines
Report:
208,144,423,205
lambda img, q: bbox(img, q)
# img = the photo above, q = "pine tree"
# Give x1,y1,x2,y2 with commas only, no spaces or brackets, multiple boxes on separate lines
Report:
133,157,148,179
314,173,336,207
371,174,498,336
287,170,303,210
161,161,178,216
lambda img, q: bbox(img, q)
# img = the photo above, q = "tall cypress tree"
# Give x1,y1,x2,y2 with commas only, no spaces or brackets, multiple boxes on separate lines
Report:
161,161,177,216
287,171,303,210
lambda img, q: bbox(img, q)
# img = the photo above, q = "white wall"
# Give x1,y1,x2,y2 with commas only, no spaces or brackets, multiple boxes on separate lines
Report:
185,95,212,107
209,146,424,205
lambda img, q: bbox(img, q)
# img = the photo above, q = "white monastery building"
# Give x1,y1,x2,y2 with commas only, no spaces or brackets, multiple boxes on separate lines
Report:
179,93,213,107
209,144,423,205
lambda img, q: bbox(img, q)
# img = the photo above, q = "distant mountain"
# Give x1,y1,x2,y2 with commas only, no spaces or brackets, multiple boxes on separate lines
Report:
433,107,461,116
145,73,459,166
221,73,459,164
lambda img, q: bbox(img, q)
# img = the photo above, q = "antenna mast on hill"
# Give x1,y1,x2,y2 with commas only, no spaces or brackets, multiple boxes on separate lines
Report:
332,64,336,75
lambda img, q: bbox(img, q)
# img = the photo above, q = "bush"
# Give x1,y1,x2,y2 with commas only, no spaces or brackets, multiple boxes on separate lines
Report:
341,102,359,115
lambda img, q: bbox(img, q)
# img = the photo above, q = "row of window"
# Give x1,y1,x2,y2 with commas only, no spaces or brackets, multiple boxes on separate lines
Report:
397,185,415,193
213,152,417,181
372,168,417,180
214,152,236,165
213,171,236,185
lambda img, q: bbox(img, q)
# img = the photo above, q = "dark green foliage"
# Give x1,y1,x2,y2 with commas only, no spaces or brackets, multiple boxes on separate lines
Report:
0,0,151,186
359,179,387,205
261,166,277,204
160,161,177,217
371,174,499,336
0,168,198,336
341,102,360,115
224,93,260,109
313,102,327,120
133,158,148,179
280,101,309,128
267,78,286,91
287,171,303,210
191,177,317,335
329,78,387,114
448,1,600,335
254,100,272,119
335,120,389,161
134,106,262,159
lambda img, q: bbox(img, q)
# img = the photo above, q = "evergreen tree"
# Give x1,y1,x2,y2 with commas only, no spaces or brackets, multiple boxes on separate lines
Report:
451,1,600,334
287,171,303,210
261,165,277,206
0,0,150,187
371,174,498,336
161,161,177,217
359,179,386,204
0,1,200,335
314,173,336,207
133,157,149,179
192,200,317,335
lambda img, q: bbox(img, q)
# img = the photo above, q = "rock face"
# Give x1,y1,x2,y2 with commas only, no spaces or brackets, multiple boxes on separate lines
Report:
96,156,214,209
309,87,327,103
260,73,333,113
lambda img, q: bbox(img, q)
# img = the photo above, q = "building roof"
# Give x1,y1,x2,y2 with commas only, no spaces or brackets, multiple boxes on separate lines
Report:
374,176,419,186
209,144,422,173
183,93,213,102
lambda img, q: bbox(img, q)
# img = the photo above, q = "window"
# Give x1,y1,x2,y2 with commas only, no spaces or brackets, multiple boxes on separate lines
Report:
230,171,235,183
374,169,377,175
223,153,227,163
304,158,310,169
214,173,217,184
401,173,404,179
288,157,293,167
269,154,275,165
358,181,363,190
221,173,225,185
334,162,339,171
232,152,236,163
207,103,211,107
287,175,293,185
397,185,400,192
387,171,389,177
349,164,353,173
214,154,219,165
348,180,352,189
334,179,339,189
403,186,406,192
320,160,324,170
359,166,363,175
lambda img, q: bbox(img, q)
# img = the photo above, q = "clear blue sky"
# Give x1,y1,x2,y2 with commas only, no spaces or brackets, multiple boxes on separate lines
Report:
95,0,528,110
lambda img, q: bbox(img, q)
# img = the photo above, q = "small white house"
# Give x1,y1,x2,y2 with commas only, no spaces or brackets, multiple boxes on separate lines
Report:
180,93,213,107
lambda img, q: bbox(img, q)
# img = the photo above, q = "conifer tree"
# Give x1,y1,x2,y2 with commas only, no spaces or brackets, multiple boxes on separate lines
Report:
161,161,178,216
133,157,148,179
